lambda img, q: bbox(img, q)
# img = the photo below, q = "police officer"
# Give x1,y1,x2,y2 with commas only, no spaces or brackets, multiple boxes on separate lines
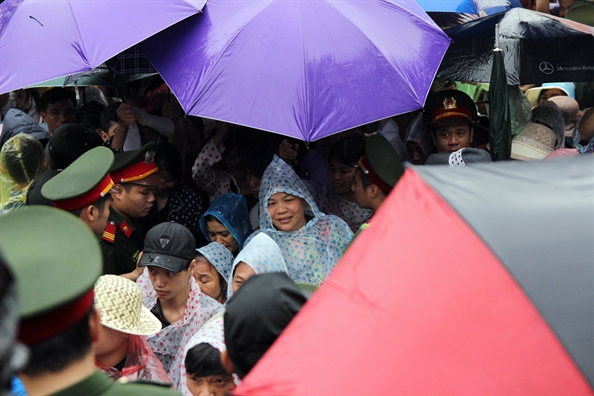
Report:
0,206,181,395
423,89,478,154
42,146,115,237
352,133,404,214
100,142,163,279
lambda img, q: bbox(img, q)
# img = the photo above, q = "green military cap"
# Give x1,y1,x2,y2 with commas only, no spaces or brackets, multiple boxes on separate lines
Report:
110,142,163,185
423,89,477,128
357,134,404,194
0,206,102,344
41,146,115,211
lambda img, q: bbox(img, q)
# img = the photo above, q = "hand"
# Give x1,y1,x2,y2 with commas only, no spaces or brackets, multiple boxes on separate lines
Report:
162,100,183,120
212,121,229,147
116,103,136,128
279,139,299,164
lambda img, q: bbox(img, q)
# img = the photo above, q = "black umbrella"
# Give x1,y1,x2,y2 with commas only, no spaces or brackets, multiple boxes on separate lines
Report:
436,8,594,84
488,25,512,161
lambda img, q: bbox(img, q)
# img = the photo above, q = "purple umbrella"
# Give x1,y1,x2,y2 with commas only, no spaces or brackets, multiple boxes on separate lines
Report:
141,0,451,142
0,0,206,94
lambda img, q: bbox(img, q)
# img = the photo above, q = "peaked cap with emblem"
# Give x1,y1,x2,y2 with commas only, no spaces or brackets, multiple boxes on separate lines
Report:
109,142,163,185
423,89,477,128
358,134,404,194
139,222,196,273
0,206,102,345
41,146,115,211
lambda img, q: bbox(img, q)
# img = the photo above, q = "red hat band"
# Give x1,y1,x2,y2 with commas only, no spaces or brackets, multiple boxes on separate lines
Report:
52,175,114,211
111,160,158,184
19,289,94,345
358,155,393,194
430,97,474,127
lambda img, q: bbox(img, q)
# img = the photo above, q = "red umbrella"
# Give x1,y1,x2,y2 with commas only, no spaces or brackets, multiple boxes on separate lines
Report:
235,157,594,394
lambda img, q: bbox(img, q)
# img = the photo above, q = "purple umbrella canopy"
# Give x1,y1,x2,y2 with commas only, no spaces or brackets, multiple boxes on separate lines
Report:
141,0,451,142
0,0,206,94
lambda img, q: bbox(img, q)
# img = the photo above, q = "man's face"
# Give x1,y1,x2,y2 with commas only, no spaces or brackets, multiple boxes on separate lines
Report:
95,325,128,362
432,118,474,153
148,266,191,301
41,99,76,134
352,170,372,210
114,183,156,219
559,0,576,16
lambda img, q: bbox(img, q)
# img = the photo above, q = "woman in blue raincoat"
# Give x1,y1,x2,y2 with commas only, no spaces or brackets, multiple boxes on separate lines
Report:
248,156,353,285
199,193,252,256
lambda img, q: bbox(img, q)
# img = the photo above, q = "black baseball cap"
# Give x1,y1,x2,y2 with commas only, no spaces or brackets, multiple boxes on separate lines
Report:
139,222,196,272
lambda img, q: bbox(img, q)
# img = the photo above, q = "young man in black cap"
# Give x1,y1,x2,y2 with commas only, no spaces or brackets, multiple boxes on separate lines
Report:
42,146,115,237
423,89,477,154
137,222,222,387
0,207,181,395
101,142,163,279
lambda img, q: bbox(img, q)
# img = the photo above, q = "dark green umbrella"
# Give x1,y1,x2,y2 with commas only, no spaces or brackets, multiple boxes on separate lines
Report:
488,25,511,161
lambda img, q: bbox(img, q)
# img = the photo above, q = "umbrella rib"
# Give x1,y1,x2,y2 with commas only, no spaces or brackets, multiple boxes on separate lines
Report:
66,0,89,69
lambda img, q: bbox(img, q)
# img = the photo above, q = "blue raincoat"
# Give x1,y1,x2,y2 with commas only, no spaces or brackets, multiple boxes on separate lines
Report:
248,156,353,285
199,193,252,252
227,233,289,300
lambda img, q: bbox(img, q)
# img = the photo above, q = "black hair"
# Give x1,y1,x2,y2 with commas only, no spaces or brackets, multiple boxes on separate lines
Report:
69,194,111,218
185,343,231,378
155,142,184,185
99,102,121,135
328,134,365,167
21,308,93,376
355,167,387,197
40,88,76,113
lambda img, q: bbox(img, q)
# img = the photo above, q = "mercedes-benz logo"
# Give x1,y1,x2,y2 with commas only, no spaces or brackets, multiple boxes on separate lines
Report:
539,62,554,75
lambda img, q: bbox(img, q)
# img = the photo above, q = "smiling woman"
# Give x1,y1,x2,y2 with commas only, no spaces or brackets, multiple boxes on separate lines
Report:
247,156,353,286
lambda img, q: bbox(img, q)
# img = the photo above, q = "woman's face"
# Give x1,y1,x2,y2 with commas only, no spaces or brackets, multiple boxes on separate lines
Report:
186,374,235,396
328,157,356,196
194,259,226,304
206,219,239,253
232,261,256,294
267,192,307,232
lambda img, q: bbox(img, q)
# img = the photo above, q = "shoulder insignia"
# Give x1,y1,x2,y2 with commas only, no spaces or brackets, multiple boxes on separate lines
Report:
102,221,116,243
120,220,133,238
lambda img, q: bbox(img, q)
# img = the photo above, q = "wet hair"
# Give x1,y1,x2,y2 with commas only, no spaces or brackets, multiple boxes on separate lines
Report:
185,343,230,377
40,88,76,113
328,135,365,167
155,142,184,185
0,134,46,185
100,102,121,135
21,308,93,376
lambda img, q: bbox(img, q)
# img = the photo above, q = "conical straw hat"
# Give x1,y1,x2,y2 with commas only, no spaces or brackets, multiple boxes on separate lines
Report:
94,275,161,336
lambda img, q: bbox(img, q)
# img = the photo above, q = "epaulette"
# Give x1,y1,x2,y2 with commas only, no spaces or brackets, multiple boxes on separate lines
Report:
102,221,116,243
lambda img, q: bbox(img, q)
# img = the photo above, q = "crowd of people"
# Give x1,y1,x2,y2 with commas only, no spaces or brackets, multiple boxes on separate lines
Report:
1,1,593,395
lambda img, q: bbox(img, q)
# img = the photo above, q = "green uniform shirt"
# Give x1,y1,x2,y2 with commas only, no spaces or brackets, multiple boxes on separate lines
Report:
100,207,144,275
50,370,181,396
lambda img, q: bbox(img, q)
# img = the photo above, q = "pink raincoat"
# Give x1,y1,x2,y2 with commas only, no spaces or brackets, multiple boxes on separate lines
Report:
95,335,170,383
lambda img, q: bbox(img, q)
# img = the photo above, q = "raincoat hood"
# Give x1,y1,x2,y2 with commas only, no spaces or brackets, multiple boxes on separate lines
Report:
259,155,322,229
200,193,252,251
0,109,49,150
196,242,234,282
228,233,288,300
178,316,240,395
